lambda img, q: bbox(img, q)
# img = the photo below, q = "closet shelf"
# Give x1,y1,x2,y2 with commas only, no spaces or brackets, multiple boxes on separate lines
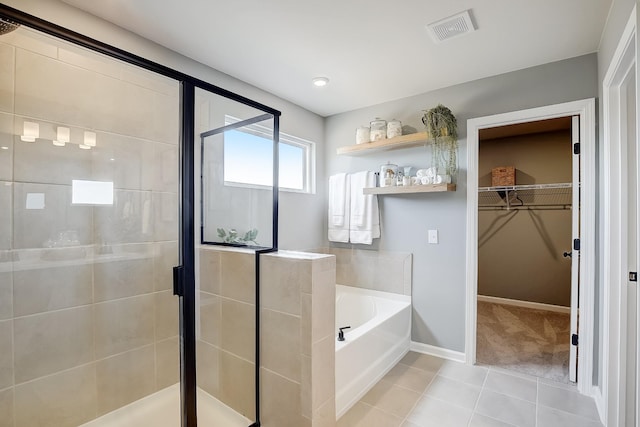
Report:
337,132,429,156
478,183,573,208
364,183,456,195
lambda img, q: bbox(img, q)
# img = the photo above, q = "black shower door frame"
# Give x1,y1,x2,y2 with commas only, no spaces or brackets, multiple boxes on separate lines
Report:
0,4,281,427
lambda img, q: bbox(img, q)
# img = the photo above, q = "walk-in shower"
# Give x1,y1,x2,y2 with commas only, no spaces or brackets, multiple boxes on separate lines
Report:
0,4,280,426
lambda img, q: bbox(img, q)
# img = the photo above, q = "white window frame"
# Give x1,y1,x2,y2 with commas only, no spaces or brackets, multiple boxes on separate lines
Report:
224,115,316,194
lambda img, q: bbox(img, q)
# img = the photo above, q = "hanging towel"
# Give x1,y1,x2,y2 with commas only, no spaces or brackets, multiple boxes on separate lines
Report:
349,171,380,245
328,173,350,242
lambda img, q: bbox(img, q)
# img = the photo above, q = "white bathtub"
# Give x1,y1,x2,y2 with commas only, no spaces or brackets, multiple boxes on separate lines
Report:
335,284,411,419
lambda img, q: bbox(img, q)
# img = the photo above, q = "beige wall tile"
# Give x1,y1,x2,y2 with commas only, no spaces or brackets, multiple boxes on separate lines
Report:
121,66,179,98
13,264,92,316
312,335,335,411
0,320,12,389
0,271,11,320
95,345,155,416
312,272,336,343
0,113,14,181
220,250,255,304
260,367,303,427
14,364,96,427
13,122,93,185
197,340,220,398
94,256,154,302
301,293,312,356
301,355,311,418
329,248,411,294
199,248,221,294
155,290,178,340
91,133,155,192
3,29,57,59
58,46,121,80
13,182,93,249
0,183,10,251
14,306,93,383
0,388,13,427
94,295,154,358
310,255,336,294
220,350,255,420
313,397,337,427
200,292,221,346
221,298,255,362
93,190,154,245
156,337,179,390
153,192,178,241
154,241,178,291
0,44,14,114
153,142,179,193
261,308,301,382
261,256,309,315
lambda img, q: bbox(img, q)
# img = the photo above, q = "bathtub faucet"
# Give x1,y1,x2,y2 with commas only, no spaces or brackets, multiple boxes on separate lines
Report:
337,326,351,341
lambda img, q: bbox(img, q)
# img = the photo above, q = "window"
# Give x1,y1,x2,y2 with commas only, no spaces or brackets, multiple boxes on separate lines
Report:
223,116,315,193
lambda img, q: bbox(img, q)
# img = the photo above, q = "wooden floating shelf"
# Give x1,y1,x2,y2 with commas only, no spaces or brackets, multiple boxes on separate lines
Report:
363,183,456,195
337,132,429,156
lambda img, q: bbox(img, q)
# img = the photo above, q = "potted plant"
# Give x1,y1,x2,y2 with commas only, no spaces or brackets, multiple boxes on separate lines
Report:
422,104,458,180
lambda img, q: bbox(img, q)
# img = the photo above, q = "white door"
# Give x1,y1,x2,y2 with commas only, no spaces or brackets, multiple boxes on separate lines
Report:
569,116,580,383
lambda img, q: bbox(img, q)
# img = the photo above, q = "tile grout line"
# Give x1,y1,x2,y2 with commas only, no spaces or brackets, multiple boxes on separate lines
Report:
468,368,489,426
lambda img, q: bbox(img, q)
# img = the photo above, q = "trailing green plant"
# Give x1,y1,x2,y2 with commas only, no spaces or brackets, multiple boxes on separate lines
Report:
216,228,259,246
422,104,458,178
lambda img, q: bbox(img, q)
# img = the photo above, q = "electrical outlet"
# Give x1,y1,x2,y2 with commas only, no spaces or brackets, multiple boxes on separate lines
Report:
428,229,438,244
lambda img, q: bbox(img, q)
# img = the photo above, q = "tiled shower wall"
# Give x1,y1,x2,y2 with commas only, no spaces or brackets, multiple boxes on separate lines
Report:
198,247,337,426
0,28,180,426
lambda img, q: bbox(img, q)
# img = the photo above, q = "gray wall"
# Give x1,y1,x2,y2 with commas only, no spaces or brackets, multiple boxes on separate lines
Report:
595,0,637,394
478,131,573,306
325,54,598,352
9,0,326,252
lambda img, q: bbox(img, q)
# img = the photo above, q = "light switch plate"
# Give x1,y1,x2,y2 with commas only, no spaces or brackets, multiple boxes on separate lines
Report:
428,229,438,244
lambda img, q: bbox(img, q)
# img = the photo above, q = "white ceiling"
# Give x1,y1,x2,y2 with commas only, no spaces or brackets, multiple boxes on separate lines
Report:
61,0,612,117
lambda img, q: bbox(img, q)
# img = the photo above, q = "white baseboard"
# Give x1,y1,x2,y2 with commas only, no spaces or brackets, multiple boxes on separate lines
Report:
591,385,605,425
477,295,571,314
410,341,465,363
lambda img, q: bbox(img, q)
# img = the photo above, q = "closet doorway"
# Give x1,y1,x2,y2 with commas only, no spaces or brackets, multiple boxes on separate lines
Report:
465,99,596,395
476,117,576,383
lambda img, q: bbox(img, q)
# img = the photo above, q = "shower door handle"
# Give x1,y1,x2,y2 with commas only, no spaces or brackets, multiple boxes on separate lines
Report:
173,265,184,296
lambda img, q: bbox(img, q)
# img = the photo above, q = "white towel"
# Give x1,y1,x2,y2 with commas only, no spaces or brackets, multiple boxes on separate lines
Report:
349,171,380,245
328,173,350,242
329,173,348,226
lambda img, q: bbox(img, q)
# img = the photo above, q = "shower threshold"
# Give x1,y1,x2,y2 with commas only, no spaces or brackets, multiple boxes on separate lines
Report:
79,383,250,427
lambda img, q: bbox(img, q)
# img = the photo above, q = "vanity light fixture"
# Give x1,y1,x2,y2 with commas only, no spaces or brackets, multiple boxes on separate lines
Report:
80,130,96,150
0,146,8,150
53,126,70,146
21,121,39,142
312,77,329,87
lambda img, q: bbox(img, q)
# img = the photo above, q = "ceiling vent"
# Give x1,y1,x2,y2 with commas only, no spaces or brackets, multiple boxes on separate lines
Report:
426,10,476,43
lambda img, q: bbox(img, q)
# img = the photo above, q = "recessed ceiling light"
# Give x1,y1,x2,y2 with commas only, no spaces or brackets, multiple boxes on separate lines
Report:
312,77,329,87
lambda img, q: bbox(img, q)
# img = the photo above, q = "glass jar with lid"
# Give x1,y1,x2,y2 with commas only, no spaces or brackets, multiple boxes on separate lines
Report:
369,118,387,141
379,162,398,187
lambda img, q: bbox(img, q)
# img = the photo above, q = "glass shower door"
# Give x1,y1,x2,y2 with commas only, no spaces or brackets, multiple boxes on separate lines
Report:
0,22,182,426
194,87,279,426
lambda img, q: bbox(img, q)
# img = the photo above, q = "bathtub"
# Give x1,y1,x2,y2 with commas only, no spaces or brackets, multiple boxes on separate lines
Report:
335,284,411,419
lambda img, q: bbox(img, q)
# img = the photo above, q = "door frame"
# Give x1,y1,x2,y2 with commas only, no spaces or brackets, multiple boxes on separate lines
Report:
602,5,637,426
465,98,597,396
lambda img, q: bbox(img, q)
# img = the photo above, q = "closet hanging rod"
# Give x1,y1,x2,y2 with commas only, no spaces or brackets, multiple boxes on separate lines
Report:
478,182,573,192
478,204,572,211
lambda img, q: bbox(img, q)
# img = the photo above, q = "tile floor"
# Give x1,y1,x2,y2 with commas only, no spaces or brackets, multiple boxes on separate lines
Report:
337,352,603,427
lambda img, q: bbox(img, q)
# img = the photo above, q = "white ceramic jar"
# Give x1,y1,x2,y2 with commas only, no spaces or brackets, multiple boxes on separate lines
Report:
370,118,387,141
387,119,402,139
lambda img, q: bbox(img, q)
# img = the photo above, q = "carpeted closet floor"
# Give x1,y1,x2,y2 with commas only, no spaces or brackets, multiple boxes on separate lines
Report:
476,301,571,383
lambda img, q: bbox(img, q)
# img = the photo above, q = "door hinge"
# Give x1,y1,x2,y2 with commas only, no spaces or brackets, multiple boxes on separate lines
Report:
573,238,580,251
173,265,184,296
571,334,579,346
573,142,580,155
630,272,638,282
